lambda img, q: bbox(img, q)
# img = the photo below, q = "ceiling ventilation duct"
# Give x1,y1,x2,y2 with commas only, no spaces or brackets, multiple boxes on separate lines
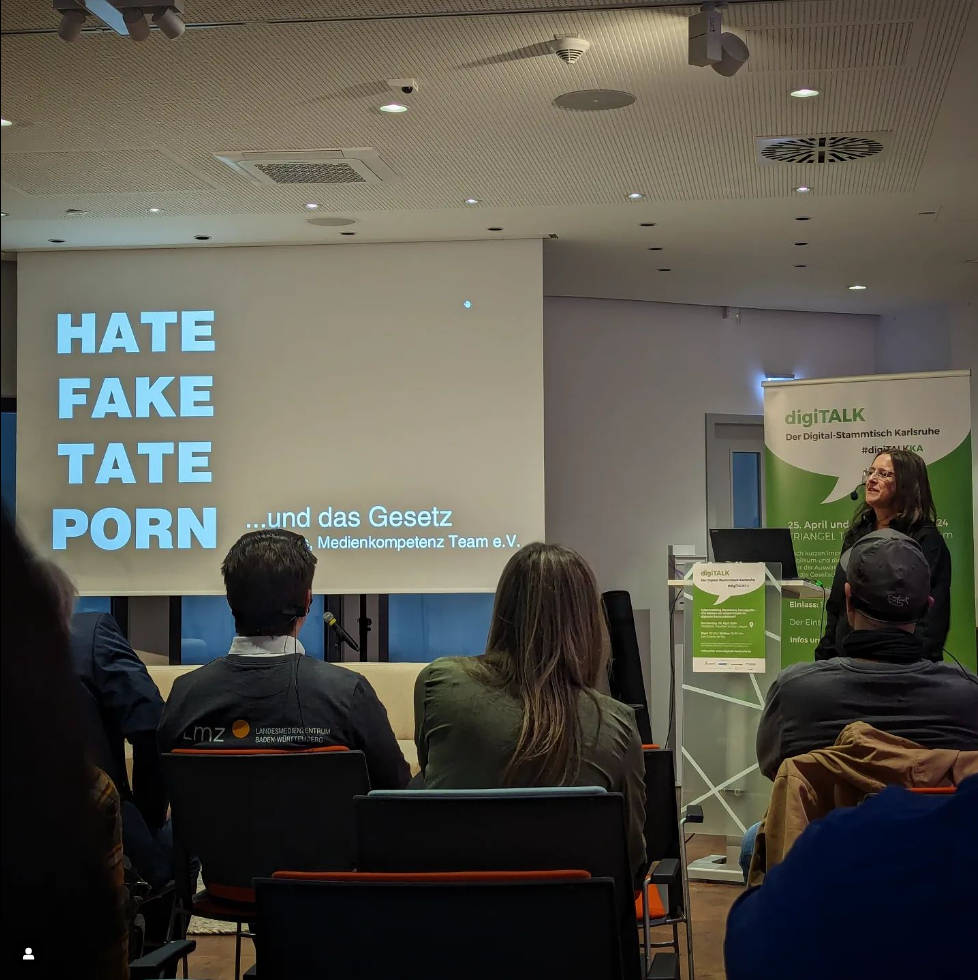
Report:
213,148,397,185
756,134,886,165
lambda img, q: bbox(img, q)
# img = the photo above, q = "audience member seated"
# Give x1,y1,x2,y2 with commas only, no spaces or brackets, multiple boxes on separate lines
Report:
756,528,978,781
42,560,174,891
1,509,128,978
159,529,409,789
414,542,646,882
725,775,978,980
739,528,978,881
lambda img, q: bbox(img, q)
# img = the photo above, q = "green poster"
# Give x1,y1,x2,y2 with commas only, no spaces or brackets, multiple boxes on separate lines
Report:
764,372,975,670
692,562,766,673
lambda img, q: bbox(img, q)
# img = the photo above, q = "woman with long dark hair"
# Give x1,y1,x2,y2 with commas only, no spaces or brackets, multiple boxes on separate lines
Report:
413,542,646,880
814,449,951,661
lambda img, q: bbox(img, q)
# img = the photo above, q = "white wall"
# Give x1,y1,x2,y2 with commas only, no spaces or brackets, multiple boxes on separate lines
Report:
543,297,878,743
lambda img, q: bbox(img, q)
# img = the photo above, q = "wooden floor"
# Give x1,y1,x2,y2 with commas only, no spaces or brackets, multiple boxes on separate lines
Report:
182,835,742,980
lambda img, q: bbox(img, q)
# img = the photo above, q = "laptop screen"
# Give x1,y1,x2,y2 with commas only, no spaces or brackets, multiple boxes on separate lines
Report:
708,528,799,580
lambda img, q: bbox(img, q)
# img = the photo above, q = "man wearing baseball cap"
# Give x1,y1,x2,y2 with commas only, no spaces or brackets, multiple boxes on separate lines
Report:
756,528,978,781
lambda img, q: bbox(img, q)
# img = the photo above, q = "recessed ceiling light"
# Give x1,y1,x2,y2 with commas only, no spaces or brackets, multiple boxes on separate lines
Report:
639,222,656,227
848,284,868,290
462,300,472,309
1,211,8,218
305,203,319,210
488,227,503,231
65,208,88,215
379,103,408,113
794,185,811,193
917,210,937,216
795,241,808,246
794,264,807,268
149,207,162,213
194,235,211,241
340,231,356,236
464,198,480,206
657,267,671,272
0,118,12,127
790,88,820,98
795,216,811,221
647,247,663,251
48,238,65,243
626,192,645,200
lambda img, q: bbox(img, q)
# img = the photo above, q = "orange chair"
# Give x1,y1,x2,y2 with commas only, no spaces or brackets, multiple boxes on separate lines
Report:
255,869,622,979
162,746,370,980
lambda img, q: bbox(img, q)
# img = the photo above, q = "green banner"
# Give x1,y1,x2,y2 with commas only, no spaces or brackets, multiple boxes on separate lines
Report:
692,562,766,673
764,372,975,669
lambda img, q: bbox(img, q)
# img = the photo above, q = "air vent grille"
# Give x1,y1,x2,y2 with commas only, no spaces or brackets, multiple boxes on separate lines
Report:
213,149,397,186
253,162,367,184
756,134,886,165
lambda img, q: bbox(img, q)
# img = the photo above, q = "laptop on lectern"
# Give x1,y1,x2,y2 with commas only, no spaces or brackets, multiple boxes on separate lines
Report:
709,528,800,580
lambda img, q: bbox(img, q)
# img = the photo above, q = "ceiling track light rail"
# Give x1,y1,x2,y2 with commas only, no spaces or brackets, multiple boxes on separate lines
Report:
54,1,185,41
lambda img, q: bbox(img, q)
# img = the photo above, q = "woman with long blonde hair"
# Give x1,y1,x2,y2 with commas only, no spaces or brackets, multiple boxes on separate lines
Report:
414,542,646,879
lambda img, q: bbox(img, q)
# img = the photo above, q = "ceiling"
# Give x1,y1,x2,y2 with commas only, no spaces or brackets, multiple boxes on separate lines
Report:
2,0,977,315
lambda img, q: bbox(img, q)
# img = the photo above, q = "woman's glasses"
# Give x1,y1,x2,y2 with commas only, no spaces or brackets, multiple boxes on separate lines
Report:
863,466,895,482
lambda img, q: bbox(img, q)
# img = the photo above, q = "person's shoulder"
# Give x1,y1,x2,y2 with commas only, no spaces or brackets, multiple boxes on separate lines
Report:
591,691,642,733
417,656,477,684
774,661,834,687
300,657,367,692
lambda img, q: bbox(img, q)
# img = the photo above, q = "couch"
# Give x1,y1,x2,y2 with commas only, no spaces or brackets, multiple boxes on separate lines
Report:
147,660,425,776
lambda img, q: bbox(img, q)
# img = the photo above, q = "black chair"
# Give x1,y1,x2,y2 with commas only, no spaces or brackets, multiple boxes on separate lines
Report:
255,869,622,980
355,787,644,980
638,747,703,980
162,746,370,980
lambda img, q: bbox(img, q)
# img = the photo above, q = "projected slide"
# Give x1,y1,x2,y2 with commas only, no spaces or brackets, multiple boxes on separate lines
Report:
17,241,544,595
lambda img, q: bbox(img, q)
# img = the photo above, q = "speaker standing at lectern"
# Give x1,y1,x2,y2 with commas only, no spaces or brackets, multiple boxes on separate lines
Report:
814,449,950,662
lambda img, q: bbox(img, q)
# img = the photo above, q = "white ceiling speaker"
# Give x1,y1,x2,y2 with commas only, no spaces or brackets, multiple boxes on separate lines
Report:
551,35,590,64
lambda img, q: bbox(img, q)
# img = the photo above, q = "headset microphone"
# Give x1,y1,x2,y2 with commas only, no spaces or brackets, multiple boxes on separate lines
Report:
850,481,866,501
324,611,360,653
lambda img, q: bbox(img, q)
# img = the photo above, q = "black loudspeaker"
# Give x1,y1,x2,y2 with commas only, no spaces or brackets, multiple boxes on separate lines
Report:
601,590,654,745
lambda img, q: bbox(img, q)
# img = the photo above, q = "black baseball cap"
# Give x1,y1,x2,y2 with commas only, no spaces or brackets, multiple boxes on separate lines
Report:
840,528,930,622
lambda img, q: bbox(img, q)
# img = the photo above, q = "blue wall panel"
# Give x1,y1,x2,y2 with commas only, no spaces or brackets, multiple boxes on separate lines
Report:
388,593,494,662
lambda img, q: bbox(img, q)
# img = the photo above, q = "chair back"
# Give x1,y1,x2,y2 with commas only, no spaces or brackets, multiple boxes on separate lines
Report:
162,747,370,901
255,870,622,980
642,747,681,864
355,787,641,980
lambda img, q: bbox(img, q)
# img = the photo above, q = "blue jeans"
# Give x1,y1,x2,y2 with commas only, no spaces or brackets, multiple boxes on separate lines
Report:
739,821,761,882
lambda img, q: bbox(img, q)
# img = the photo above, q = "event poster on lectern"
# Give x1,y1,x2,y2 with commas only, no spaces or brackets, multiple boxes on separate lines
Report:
691,562,766,672
764,371,975,670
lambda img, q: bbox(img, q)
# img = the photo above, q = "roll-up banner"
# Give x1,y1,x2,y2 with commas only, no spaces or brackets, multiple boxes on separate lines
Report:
764,371,975,670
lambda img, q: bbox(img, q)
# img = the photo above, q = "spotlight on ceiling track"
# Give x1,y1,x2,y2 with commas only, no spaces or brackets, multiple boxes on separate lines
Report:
54,1,186,42
123,8,150,41
153,6,186,39
56,6,86,42
688,2,749,77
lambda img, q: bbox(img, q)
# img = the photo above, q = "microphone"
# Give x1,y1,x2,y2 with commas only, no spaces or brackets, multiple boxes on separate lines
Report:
850,481,866,501
324,610,360,653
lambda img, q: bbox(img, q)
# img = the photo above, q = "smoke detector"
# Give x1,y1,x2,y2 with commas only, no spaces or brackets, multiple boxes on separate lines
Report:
551,35,590,64
213,148,398,185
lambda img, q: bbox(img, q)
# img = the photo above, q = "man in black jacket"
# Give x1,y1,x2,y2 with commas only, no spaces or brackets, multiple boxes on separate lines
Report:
757,528,978,781
158,529,409,789
42,561,173,888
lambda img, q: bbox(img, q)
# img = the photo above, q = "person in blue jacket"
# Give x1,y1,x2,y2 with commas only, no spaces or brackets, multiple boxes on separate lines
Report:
725,776,978,980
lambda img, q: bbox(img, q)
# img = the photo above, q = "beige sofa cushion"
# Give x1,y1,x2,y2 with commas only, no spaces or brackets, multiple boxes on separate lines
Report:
147,660,426,776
